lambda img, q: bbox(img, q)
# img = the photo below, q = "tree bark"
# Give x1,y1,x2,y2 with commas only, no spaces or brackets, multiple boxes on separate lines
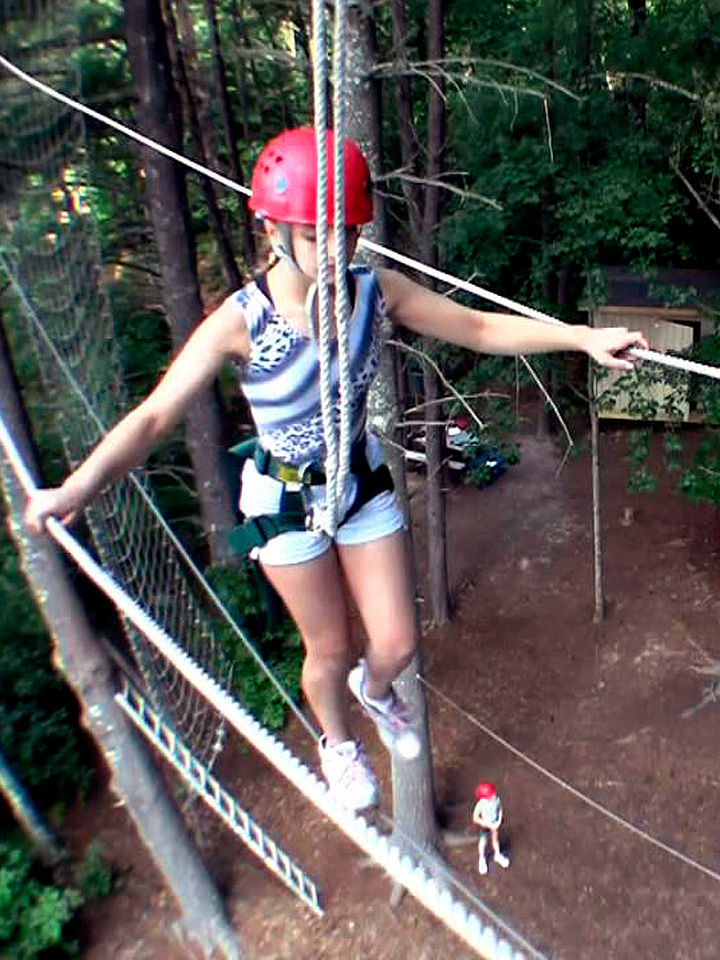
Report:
202,0,256,264
537,0,557,438
123,0,236,562
0,322,240,960
420,0,450,627
173,0,220,168
589,366,605,625
391,0,423,236
345,1,439,865
164,0,244,289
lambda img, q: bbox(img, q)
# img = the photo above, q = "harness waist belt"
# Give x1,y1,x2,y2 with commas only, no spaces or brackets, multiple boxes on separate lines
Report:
254,434,371,486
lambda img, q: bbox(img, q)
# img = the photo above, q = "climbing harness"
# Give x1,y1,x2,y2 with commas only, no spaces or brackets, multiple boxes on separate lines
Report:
227,432,394,556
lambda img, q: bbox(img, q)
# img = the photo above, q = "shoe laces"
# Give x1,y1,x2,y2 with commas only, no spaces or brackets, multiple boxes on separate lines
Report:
367,689,412,732
325,740,374,787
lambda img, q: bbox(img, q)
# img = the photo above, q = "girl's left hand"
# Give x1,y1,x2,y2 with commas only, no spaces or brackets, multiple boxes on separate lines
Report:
584,327,649,371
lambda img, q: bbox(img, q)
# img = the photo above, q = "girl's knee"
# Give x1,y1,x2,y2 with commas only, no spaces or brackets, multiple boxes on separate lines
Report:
302,644,353,684
369,634,415,675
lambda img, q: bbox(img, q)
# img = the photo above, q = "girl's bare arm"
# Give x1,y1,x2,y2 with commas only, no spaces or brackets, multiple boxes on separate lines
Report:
25,296,249,531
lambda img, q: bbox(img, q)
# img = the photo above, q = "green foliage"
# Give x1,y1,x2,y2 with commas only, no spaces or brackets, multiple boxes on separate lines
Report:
0,834,83,959
206,563,303,730
626,428,657,493
75,841,113,901
678,431,720,504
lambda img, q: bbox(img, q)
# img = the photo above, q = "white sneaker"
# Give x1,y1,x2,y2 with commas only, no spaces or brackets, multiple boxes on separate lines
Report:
347,659,421,760
318,736,379,811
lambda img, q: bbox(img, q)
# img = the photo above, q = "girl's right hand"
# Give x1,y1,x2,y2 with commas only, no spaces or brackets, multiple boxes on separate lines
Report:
25,487,81,534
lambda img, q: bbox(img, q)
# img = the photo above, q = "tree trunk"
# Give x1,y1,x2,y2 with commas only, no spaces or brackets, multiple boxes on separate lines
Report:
0,748,65,868
0,326,241,960
589,367,605,625
423,366,449,624
173,0,220,168
391,0,423,236
202,0,256,264
537,0,557,438
345,1,439,865
164,0,244,289
123,0,236,562
420,0,450,626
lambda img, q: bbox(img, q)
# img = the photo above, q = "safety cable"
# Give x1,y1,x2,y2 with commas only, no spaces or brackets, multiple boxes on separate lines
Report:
2,53,717,384
420,675,720,886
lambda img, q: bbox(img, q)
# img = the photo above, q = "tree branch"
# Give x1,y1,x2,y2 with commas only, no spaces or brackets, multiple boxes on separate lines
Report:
372,57,582,102
378,169,503,210
670,159,720,232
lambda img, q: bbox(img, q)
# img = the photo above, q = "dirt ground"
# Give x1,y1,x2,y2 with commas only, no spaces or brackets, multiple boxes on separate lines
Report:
66,421,720,960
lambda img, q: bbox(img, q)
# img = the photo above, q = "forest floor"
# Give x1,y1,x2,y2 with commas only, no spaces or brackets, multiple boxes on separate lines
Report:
65,421,720,960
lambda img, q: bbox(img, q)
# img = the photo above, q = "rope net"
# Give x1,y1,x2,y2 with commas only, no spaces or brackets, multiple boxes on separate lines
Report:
0,0,235,767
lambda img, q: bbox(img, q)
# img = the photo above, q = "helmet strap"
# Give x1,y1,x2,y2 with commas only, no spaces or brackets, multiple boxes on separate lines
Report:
304,283,319,339
271,222,302,274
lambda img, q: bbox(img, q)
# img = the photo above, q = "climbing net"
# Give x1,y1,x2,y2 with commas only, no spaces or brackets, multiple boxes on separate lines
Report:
0,0,252,767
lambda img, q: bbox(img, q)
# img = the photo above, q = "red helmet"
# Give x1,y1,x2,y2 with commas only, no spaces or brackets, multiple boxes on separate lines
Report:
249,127,373,226
476,781,498,802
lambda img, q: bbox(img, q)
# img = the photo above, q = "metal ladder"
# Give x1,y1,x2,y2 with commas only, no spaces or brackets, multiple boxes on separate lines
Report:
115,679,323,916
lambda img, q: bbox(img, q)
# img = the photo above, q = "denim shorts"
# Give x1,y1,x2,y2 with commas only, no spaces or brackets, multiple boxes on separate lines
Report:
238,433,406,566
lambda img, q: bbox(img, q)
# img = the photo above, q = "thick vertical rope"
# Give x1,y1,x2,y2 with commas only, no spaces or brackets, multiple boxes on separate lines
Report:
310,0,355,536
311,0,339,534
332,0,353,512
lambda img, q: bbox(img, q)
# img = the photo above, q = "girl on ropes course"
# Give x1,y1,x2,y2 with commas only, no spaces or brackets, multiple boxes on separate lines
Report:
25,126,648,813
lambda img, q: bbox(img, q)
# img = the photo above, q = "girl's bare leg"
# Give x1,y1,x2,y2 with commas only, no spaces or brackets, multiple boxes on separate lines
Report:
338,529,416,699
261,549,353,744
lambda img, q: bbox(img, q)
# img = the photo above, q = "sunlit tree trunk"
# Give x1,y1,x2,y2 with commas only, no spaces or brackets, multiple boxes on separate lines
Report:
345,1,439,868
123,0,236,561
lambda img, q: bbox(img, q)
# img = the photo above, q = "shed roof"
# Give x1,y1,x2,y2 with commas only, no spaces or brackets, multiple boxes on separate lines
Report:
602,266,720,308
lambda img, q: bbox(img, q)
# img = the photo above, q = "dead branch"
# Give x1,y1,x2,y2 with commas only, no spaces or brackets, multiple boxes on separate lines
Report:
388,338,486,434
382,171,502,210
371,57,582,102
671,159,720,233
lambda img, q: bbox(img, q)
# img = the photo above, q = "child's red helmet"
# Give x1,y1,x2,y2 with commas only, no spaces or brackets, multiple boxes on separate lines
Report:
476,781,498,802
249,126,373,226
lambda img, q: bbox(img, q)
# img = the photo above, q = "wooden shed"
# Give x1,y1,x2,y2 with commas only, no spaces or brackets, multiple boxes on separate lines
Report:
589,268,720,422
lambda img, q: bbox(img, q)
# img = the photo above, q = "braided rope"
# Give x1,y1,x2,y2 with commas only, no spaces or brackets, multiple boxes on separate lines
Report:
332,0,353,513
311,0,339,534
